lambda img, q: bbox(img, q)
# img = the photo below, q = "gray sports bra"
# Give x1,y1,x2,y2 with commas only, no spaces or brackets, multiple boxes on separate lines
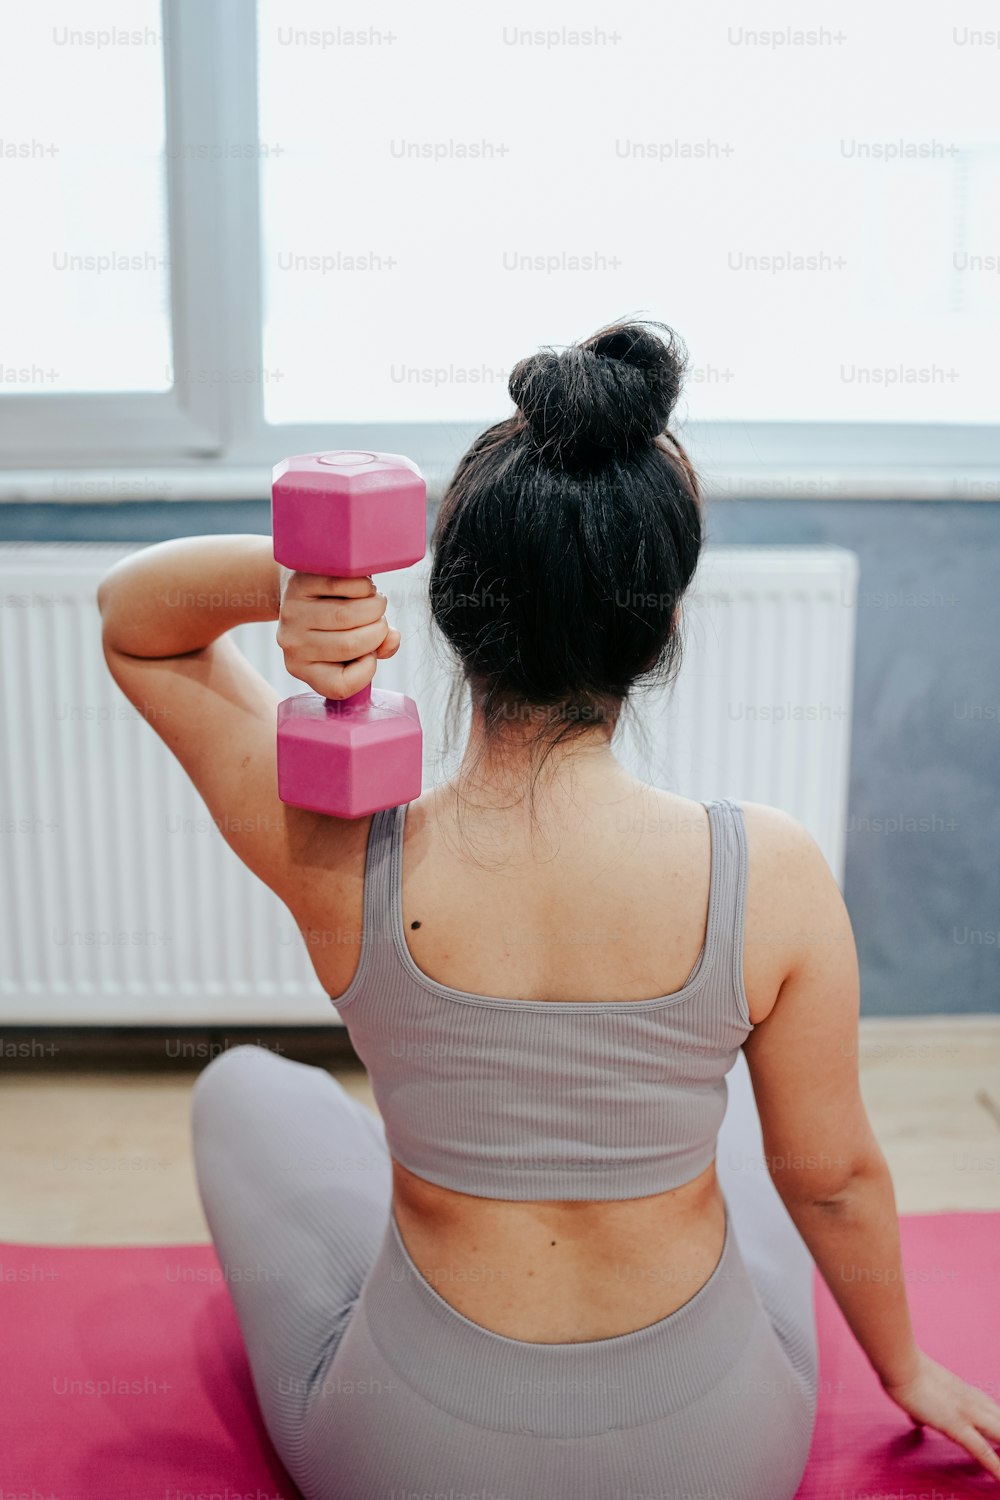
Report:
333,797,754,1201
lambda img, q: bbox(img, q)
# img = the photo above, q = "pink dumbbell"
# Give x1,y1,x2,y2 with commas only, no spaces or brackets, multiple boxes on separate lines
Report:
272,450,426,818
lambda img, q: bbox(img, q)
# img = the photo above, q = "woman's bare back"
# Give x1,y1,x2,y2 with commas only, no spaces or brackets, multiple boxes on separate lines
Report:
302,777,794,1342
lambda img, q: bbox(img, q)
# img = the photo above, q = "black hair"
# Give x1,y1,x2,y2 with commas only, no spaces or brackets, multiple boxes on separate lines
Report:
429,318,703,805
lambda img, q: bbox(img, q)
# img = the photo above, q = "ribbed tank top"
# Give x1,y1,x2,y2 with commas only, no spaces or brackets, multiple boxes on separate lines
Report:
333,797,754,1201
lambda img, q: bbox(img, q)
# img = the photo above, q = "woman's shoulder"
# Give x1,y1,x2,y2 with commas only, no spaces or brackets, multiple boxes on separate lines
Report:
640,789,822,857
734,798,830,875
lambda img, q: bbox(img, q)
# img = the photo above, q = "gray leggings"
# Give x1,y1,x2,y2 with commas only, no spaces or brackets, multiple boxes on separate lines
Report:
191,1045,818,1500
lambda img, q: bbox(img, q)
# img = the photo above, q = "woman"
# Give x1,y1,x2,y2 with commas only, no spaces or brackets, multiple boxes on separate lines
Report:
97,322,1000,1499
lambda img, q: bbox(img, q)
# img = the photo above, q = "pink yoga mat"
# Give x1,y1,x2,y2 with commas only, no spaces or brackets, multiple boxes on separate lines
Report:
1,1212,997,1498
795,1210,999,1499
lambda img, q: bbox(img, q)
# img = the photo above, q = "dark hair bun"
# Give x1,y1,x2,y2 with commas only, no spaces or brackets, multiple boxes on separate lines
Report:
431,315,703,745
508,320,686,473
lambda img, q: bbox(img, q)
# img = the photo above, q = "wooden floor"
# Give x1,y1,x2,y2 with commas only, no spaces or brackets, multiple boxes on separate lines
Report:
1,1018,997,1245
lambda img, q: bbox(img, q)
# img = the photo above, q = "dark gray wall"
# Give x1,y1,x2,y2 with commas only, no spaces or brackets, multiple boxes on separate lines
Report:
2,498,997,1018
704,501,1000,1020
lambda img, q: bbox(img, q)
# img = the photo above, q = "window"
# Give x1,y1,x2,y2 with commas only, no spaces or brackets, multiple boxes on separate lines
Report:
1,0,998,494
257,0,1000,428
1,0,171,394
0,0,234,466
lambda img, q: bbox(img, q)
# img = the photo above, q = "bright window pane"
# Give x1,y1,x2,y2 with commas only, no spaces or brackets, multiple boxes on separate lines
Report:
258,0,1000,427
0,1,171,395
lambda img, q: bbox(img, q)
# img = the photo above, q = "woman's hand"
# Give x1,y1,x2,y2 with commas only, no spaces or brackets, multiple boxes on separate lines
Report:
882,1351,1000,1484
276,570,401,701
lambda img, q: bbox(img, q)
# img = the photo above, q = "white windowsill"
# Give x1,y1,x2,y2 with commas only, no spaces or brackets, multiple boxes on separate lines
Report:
0,464,998,504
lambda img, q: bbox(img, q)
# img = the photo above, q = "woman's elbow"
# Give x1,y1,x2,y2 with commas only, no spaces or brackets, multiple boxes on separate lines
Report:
96,563,120,624
96,561,135,650
775,1143,889,1209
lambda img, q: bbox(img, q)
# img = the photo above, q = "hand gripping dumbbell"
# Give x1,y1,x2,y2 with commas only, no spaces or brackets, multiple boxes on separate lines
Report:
272,450,426,818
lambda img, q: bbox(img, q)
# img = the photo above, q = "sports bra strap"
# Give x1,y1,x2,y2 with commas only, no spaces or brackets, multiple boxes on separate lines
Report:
702,798,752,1028
331,806,401,1010
336,798,751,1029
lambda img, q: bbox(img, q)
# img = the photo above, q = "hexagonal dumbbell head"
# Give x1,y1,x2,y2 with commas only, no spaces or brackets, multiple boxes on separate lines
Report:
272,450,426,819
272,450,426,576
276,686,423,818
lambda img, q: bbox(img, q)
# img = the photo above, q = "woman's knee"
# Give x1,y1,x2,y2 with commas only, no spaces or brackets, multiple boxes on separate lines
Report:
191,1044,283,1132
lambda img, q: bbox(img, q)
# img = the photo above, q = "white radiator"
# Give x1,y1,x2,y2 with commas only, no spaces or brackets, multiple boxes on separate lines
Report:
0,542,858,1025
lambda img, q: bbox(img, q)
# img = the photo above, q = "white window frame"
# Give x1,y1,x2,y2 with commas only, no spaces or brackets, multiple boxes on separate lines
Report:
0,0,240,467
0,0,997,502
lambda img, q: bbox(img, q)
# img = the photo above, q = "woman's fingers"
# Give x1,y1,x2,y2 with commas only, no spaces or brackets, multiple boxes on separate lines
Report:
294,628,400,699
964,1389,1000,1480
285,572,377,600
287,621,398,698
322,591,388,630
308,656,380,701
954,1424,1000,1484
286,590,388,632
295,572,376,596
375,626,401,660
295,616,390,664
277,574,401,694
